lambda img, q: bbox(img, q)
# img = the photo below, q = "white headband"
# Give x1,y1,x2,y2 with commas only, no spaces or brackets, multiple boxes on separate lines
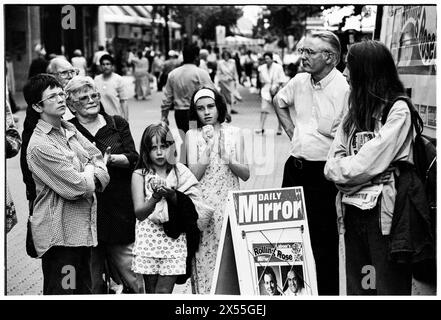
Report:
193,88,215,104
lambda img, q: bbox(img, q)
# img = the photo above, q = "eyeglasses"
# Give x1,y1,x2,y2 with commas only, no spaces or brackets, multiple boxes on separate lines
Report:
298,47,332,57
36,91,66,104
56,68,80,79
73,92,101,104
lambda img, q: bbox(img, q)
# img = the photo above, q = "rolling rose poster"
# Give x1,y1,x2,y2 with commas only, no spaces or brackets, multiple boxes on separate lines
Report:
225,187,318,295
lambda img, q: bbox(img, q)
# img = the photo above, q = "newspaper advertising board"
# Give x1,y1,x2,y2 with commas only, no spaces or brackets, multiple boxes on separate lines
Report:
378,5,437,138
214,187,318,296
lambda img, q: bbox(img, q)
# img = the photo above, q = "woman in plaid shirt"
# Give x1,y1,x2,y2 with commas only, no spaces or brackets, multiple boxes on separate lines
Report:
23,74,110,295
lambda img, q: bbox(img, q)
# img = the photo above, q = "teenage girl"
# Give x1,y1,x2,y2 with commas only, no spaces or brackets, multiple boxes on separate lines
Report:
186,87,250,294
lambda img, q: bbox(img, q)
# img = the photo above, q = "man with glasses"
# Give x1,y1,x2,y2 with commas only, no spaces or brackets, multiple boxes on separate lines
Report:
273,30,349,295
94,54,129,120
47,57,80,120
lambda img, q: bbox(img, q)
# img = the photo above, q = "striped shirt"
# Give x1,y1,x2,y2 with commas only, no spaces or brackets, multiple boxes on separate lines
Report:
27,119,110,258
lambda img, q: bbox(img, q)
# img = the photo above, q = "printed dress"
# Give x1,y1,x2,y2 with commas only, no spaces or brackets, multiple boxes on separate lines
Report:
132,171,187,276
193,123,240,294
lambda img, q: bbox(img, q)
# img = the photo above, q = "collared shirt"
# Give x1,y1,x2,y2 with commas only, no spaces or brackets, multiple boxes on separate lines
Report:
274,68,349,161
27,119,110,257
94,73,129,117
161,63,214,111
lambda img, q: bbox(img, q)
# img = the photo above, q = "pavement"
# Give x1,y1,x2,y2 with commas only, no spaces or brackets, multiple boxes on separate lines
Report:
5,79,435,296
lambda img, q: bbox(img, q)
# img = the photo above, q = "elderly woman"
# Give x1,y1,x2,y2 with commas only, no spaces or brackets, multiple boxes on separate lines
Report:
23,74,110,294
65,76,144,294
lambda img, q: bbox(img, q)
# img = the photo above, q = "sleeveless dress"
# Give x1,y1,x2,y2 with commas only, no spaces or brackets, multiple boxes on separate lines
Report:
131,170,187,276
192,123,240,294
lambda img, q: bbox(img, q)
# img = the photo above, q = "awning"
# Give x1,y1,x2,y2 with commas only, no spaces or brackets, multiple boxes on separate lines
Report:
101,5,180,29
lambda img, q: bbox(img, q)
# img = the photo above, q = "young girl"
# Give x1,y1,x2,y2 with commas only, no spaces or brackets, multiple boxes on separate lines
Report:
131,122,212,294
186,87,250,294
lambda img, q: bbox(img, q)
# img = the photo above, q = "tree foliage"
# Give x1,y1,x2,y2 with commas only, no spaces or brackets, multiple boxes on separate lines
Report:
170,6,243,41
254,5,325,40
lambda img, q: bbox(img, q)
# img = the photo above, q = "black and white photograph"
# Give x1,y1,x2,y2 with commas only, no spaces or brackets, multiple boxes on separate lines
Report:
2,2,437,299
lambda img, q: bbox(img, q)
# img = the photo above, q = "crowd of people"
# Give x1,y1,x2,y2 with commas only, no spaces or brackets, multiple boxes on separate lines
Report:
8,28,435,296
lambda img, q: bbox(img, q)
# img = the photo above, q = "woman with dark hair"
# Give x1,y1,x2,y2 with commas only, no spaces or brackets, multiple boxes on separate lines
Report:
324,40,427,295
65,76,144,294
22,74,109,294
186,87,249,294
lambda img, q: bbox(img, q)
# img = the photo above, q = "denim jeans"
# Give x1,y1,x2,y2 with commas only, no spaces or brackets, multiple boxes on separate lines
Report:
344,205,412,295
41,246,92,295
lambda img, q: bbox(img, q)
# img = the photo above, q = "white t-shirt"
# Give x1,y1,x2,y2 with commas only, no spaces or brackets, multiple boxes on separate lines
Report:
94,73,129,117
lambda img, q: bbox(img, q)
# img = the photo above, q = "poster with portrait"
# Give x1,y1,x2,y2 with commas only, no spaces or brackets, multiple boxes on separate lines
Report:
213,187,318,295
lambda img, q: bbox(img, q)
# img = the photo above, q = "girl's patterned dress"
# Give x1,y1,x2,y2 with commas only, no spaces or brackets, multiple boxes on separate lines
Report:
193,123,240,294
132,170,187,276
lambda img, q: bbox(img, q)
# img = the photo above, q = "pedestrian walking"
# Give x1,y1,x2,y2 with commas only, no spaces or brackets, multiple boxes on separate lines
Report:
92,45,108,76
94,54,130,120
256,51,286,135
71,49,88,76
132,51,151,100
217,50,241,116
28,45,48,79
324,40,431,295
158,50,179,92
273,30,349,295
186,87,250,294
243,50,255,88
199,49,210,73
152,52,165,91
65,76,145,294
22,74,109,294
161,44,214,134
206,46,219,83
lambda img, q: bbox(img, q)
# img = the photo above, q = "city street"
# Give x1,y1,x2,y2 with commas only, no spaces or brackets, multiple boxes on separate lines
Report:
5,80,292,295
6,78,435,296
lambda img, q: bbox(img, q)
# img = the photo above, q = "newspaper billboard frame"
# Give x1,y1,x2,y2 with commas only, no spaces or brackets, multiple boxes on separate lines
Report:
213,187,318,296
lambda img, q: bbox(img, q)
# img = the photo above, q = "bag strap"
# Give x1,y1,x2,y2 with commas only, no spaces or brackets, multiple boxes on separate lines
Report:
381,96,423,136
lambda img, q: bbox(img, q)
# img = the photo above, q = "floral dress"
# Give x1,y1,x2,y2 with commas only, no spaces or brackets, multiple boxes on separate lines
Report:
193,123,240,294
132,170,187,276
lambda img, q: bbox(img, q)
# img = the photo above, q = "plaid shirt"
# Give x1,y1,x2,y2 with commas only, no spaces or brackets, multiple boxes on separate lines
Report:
27,119,110,257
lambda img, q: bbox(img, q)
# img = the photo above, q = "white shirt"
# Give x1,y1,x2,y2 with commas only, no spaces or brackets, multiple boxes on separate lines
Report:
284,287,308,296
94,73,129,117
274,68,349,161
258,62,286,101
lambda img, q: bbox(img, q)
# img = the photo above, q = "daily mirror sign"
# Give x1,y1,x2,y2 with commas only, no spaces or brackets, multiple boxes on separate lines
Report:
235,188,305,226
215,187,318,296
